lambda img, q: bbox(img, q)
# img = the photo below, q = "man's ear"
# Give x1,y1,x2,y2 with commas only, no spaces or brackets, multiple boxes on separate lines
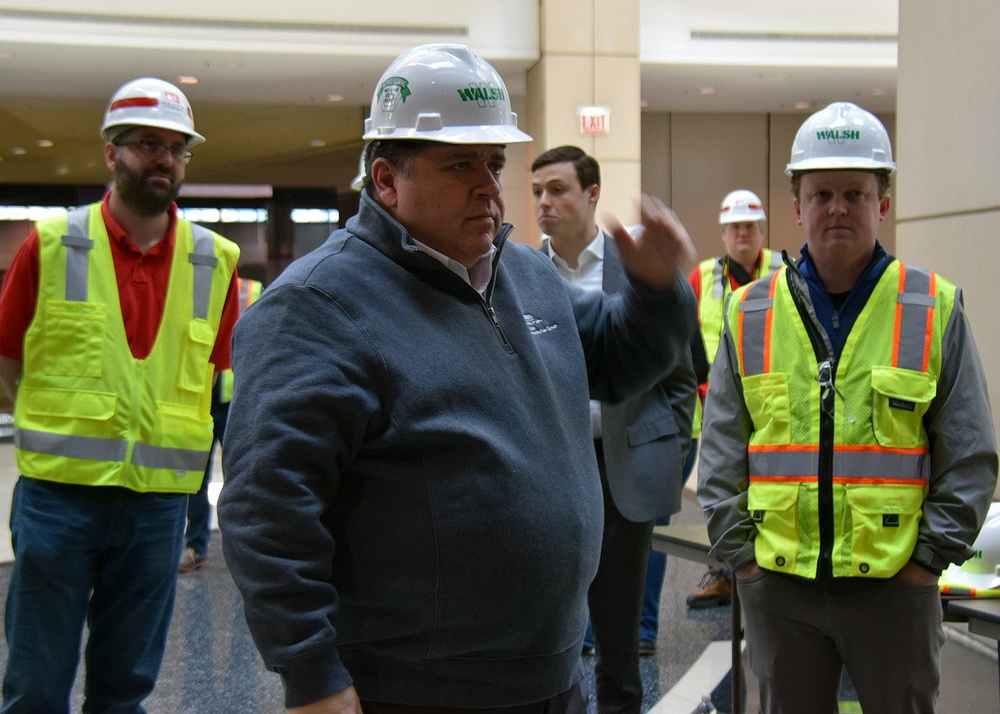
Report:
879,193,891,222
370,158,399,209
104,142,118,171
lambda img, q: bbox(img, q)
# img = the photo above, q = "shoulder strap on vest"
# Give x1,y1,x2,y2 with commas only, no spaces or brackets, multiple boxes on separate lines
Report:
188,222,220,320
736,271,780,377
894,263,937,372
711,259,726,299
60,207,94,302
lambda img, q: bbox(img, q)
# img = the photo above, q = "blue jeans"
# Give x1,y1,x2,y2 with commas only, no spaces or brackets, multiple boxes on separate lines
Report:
2,477,187,714
185,399,228,556
639,438,697,643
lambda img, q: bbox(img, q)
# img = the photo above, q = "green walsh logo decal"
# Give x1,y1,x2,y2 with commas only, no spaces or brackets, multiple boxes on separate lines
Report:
816,129,861,142
457,83,506,107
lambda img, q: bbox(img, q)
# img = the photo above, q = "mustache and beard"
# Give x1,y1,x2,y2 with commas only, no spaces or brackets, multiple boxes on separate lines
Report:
113,158,181,216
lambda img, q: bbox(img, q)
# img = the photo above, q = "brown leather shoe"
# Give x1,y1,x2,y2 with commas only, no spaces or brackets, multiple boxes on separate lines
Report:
178,547,207,573
686,567,732,609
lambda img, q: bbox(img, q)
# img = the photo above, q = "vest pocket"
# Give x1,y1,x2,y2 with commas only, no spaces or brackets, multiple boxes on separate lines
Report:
742,372,791,445
843,485,924,578
178,319,215,394
870,367,936,449
44,301,107,378
19,387,118,448
748,481,801,574
156,401,212,442
23,387,116,421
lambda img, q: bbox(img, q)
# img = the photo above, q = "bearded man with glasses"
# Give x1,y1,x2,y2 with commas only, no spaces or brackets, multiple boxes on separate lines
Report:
0,76,241,713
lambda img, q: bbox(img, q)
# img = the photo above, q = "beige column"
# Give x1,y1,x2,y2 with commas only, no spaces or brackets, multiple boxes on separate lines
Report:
517,0,641,246
895,1,1000,471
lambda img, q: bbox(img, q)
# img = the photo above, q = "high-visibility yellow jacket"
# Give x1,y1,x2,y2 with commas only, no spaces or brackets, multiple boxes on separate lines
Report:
728,260,952,579
692,248,782,437
14,203,239,493
219,277,263,403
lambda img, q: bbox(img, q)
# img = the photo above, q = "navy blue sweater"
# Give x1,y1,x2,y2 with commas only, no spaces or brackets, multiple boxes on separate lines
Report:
218,192,695,708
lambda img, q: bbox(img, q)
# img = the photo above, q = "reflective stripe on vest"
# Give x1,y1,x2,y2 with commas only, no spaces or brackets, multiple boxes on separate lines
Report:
62,209,92,302
190,224,219,320
894,263,936,372
746,444,930,486
16,428,128,463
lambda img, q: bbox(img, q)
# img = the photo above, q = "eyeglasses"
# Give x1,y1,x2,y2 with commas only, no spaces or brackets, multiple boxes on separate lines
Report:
115,139,192,165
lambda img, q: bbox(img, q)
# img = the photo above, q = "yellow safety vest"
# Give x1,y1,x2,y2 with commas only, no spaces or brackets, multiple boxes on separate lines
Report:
14,203,239,494
693,248,782,437
219,277,262,403
728,261,953,579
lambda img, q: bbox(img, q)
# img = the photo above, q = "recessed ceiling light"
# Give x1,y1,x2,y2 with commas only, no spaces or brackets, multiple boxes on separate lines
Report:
872,88,888,97
178,76,199,85
794,101,812,110
11,147,26,156
699,87,716,95
0,51,14,59
310,139,327,148
36,139,53,148
327,94,344,102
639,100,649,108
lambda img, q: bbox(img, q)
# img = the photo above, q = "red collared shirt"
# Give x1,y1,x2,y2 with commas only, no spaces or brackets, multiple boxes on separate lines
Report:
0,194,239,368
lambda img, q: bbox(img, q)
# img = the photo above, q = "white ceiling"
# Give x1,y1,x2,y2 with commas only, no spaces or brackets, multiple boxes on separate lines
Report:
0,1,898,194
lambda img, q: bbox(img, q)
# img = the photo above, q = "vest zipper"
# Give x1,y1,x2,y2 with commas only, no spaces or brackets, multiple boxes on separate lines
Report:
785,262,837,580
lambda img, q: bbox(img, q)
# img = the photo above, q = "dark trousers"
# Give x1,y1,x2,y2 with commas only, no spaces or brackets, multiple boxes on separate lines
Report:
588,446,655,714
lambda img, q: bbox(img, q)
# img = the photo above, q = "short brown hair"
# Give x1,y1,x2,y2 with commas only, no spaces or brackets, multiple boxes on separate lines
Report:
790,170,892,200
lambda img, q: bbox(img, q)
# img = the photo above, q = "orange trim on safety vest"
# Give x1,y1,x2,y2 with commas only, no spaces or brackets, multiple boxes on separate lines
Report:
762,271,777,374
923,272,936,372
892,263,905,367
833,443,929,456
749,474,928,486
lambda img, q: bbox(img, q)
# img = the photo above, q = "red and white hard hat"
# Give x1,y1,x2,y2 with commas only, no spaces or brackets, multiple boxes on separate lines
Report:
719,189,766,225
941,502,1000,590
363,43,531,145
100,77,205,148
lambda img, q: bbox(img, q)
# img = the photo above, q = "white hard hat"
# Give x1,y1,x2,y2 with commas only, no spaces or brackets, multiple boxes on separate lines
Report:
101,77,206,148
363,43,531,145
719,189,766,225
350,146,366,192
785,101,895,176
941,502,1000,590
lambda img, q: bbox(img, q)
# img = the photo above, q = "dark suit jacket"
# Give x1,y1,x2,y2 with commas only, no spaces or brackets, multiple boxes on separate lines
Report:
598,234,697,523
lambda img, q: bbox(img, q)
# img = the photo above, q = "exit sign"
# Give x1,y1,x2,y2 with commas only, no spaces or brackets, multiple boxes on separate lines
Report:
578,105,611,135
